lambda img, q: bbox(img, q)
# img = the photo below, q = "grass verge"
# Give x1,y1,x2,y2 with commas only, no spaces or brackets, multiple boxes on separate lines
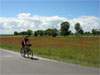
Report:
0,43,99,68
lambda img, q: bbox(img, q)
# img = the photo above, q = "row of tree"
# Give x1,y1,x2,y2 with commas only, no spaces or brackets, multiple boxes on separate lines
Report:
14,30,33,35
14,21,100,37
34,28,58,37
14,29,58,37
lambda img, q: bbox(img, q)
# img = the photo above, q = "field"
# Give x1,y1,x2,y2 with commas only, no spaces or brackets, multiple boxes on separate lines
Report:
0,36,100,67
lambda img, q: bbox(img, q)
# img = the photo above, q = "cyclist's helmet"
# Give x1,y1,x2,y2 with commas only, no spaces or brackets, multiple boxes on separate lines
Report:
24,36,29,41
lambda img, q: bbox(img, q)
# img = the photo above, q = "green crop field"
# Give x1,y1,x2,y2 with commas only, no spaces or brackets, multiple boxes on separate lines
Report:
0,36,100,67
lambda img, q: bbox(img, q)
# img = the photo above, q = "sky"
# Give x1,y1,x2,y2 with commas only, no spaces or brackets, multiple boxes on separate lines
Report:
0,0,100,34
0,0,99,18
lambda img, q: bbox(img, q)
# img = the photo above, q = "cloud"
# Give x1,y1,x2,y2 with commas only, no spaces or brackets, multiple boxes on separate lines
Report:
0,13,100,34
68,16,100,32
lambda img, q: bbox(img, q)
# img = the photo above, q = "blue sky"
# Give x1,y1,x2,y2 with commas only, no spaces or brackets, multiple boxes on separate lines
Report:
0,0,100,34
0,0,99,18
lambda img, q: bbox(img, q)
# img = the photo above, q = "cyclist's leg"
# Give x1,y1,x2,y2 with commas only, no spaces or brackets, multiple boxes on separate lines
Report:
20,46,25,57
25,46,30,57
27,46,31,57
29,47,33,58
24,46,28,57
27,46,33,58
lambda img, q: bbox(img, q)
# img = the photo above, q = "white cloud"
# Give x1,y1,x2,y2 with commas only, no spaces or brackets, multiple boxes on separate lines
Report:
70,16,100,32
0,13,100,34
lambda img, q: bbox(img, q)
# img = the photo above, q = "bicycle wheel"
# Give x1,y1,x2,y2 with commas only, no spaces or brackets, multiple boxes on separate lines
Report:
28,49,33,58
20,48,25,57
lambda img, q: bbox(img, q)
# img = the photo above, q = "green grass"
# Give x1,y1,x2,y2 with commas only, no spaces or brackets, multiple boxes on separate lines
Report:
0,36,100,68
0,44,19,52
0,43,99,68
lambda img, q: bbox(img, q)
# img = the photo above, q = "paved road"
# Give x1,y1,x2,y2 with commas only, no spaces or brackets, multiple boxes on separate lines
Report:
0,49,99,75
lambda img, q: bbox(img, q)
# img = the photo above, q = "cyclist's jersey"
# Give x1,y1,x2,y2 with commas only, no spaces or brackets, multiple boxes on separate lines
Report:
21,39,30,47
21,40,25,47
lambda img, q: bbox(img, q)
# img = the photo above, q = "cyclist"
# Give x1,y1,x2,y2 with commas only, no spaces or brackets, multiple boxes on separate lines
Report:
21,36,30,47
21,36,31,57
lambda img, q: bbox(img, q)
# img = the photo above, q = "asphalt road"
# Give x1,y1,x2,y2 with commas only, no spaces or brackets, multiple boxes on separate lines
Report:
0,49,99,75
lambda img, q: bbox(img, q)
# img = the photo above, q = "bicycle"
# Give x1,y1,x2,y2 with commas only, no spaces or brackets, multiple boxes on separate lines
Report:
20,44,33,59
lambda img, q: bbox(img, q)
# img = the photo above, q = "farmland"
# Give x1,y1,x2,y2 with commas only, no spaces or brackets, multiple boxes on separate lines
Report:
0,36,100,67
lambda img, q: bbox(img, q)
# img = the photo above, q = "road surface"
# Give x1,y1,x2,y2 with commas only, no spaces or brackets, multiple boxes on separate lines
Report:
0,49,99,75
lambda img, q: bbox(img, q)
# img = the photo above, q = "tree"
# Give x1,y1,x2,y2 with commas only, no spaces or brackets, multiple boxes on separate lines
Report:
92,29,100,35
92,29,96,35
60,21,70,36
34,31,38,36
79,29,84,34
44,28,58,37
14,31,19,35
84,32,91,35
34,30,45,36
20,31,27,35
75,22,84,34
27,29,33,35
45,28,53,36
37,30,44,36
52,28,58,37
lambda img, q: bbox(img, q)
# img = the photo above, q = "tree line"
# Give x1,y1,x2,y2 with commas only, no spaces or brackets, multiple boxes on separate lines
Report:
14,21,100,37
